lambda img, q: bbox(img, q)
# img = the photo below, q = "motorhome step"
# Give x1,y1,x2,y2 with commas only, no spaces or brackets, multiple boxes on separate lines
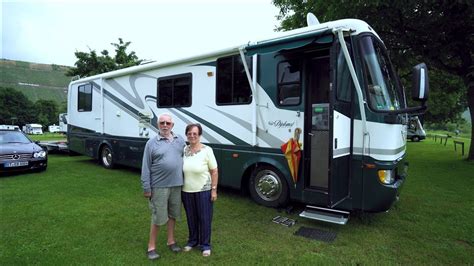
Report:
299,206,349,225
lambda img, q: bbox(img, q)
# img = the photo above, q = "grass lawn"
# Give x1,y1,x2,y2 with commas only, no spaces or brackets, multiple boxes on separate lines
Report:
1,139,473,264
28,133,67,142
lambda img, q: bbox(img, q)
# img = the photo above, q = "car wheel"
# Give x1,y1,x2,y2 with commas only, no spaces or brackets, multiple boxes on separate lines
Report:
412,136,420,142
100,145,115,169
249,165,289,207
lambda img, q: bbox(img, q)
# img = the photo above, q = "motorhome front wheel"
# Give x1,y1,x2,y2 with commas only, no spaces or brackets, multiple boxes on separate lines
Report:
100,145,115,169
249,166,289,207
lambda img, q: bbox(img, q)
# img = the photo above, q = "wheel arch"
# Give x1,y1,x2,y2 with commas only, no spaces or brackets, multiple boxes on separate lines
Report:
97,140,114,160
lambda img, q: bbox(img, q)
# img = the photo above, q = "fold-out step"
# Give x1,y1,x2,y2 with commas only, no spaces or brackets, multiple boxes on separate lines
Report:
299,205,349,225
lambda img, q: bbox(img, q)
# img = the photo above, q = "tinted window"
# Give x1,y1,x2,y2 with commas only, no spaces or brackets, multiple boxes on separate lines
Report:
360,36,402,111
336,42,353,102
157,73,192,107
216,55,252,105
78,84,92,112
0,131,31,144
278,60,301,105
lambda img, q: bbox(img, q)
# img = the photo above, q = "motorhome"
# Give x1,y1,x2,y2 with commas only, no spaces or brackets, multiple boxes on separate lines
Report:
58,113,68,133
407,116,426,142
67,15,428,224
23,124,43,135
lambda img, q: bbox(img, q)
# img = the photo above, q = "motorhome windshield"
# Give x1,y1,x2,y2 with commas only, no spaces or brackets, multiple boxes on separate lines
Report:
359,36,402,111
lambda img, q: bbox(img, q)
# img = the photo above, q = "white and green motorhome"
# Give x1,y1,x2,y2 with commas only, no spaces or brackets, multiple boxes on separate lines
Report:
67,15,428,224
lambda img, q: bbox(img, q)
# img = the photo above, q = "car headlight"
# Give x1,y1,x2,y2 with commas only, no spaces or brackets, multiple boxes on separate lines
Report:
34,150,47,158
378,169,395,184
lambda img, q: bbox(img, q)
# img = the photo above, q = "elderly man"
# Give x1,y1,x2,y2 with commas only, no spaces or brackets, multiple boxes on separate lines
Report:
141,113,185,260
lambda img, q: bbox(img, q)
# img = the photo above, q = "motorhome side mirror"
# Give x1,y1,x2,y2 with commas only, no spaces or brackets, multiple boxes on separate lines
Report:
412,63,429,102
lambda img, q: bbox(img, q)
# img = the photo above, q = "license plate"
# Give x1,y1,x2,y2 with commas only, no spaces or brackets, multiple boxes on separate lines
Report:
4,161,29,168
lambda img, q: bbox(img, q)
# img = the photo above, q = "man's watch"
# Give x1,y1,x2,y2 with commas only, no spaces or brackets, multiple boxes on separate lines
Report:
211,186,217,190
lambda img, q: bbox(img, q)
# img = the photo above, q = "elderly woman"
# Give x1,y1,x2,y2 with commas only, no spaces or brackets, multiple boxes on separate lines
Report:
181,123,218,257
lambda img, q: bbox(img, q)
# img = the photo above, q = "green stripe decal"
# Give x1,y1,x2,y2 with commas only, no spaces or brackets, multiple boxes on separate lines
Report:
176,108,249,146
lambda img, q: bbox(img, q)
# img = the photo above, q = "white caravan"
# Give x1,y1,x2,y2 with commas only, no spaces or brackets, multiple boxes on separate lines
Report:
67,16,428,223
24,124,43,135
48,125,61,133
0,125,20,130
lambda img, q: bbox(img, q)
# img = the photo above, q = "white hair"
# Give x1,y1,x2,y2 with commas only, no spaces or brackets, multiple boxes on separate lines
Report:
158,113,173,122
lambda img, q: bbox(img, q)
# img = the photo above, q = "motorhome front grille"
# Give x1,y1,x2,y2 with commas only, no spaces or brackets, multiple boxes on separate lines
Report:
0,153,32,160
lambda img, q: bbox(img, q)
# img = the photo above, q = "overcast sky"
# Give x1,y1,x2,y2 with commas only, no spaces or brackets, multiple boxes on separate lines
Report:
2,0,281,66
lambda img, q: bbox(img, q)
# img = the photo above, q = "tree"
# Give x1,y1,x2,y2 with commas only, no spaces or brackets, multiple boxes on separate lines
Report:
66,38,143,78
273,0,474,160
0,87,35,126
112,38,141,69
34,100,58,128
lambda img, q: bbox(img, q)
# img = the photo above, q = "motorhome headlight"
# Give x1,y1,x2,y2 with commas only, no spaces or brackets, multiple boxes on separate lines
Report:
378,170,395,184
34,151,47,158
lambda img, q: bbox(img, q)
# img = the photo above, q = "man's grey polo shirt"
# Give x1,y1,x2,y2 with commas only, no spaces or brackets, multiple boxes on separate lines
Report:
141,133,185,193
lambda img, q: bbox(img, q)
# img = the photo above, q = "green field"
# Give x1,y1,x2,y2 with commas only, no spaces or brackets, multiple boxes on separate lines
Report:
28,132,67,142
0,59,70,103
0,139,473,264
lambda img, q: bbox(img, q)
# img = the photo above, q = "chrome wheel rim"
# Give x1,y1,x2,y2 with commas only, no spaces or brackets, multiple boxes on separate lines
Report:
254,169,282,202
102,148,112,167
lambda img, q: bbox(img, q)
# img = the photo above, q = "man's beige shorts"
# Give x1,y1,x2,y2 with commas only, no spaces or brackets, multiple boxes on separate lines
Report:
149,186,182,225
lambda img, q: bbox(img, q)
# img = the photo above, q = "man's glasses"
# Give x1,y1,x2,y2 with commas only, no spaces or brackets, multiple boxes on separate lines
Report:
159,121,172,126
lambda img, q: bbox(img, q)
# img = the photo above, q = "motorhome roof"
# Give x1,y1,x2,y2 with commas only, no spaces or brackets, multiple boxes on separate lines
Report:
70,18,374,85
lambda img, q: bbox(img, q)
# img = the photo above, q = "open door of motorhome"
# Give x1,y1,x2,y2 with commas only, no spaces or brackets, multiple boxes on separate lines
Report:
304,42,351,208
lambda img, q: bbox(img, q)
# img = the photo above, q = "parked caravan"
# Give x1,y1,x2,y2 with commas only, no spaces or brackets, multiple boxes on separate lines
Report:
48,125,61,133
407,116,426,142
58,113,68,133
0,125,20,130
67,15,429,223
24,124,43,135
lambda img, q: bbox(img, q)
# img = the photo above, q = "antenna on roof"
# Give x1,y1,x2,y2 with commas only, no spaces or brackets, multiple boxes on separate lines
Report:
306,13,319,26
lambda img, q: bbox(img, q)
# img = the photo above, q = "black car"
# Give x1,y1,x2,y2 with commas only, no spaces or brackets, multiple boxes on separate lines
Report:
0,129,47,174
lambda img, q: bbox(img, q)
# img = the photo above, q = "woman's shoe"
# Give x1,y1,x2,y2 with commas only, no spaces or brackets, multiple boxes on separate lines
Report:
202,250,211,257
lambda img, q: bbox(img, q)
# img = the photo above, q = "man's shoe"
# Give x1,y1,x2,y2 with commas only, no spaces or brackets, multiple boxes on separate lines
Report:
168,243,182,253
147,249,160,260
183,245,193,252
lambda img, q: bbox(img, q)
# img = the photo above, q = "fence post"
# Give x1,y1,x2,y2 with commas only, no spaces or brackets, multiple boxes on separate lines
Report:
453,140,465,156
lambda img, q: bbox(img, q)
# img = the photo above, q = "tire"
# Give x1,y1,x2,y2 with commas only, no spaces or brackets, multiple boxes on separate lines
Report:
412,136,420,142
248,165,289,207
100,145,115,169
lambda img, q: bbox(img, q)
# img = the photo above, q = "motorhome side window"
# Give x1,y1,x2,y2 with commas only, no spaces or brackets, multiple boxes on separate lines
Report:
78,84,93,112
278,60,301,106
157,73,192,107
216,55,252,105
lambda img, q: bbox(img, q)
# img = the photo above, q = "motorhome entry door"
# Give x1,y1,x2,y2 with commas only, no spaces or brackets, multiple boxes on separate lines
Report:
306,54,330,190
305,48,351,208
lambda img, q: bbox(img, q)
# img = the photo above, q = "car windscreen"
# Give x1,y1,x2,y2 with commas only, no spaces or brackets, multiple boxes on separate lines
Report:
0,131,32,144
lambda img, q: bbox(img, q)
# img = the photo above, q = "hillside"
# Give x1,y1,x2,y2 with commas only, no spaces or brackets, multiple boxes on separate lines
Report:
0,59,71,103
